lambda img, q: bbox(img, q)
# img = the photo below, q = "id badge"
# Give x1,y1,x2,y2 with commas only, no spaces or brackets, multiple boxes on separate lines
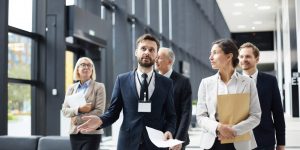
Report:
138,102,151,112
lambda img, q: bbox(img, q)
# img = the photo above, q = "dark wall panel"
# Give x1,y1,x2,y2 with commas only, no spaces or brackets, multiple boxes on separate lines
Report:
45,0,66,135
113,8,132,76
76,0,101,16
149,0,159,32
0,0,8,135
231,32,274,50
161,0,169,38
135,0,146,24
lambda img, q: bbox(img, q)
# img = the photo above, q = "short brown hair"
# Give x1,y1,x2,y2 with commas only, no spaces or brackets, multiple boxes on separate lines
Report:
239,42,260,58
136,34,160,50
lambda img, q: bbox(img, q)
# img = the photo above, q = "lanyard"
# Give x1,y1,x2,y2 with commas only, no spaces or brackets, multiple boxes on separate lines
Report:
136,71,154,88
136,71,154,101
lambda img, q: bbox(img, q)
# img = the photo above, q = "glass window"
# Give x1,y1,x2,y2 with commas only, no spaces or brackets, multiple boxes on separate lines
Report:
8,0,33,32
61,51,75,136
65,51,75,91
8,33,32,80
8,83,31,136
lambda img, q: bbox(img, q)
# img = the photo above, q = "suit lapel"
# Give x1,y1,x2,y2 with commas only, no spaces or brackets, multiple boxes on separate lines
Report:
236,73,247,93
170,71,177,81
256,72,263,94
85,80,95,100
129,70,140,100
150,72,160,101
209,74,219,109
71,82,80,95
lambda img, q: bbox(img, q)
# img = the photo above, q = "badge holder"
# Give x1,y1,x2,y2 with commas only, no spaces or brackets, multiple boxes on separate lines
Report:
138,92,151,112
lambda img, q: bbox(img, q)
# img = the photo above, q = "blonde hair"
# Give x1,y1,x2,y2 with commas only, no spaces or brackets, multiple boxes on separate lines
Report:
73,57,96,81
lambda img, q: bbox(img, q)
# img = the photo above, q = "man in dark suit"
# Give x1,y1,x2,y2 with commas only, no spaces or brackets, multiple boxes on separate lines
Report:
156,47,192,150
77,34,176,150
238,42,285,150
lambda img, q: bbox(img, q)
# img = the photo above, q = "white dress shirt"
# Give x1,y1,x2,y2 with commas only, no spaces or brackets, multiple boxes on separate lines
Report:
160,69,173,78
217,71,239,95
76,79,91,94
242,69,258,84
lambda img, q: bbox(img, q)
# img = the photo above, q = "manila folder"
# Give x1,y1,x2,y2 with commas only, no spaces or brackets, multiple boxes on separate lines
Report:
217,93,251,144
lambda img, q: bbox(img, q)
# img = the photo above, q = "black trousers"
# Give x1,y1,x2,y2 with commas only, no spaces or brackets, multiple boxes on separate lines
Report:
206,138,236,150
70,133,101,150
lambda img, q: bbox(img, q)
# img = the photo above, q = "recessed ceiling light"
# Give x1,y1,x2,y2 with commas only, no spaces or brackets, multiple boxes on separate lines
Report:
254,3,259,7
234,2,244,7
257,5,271,10
253,21,262,25
238,25,246,29
252,26,256,30
232,12,242,15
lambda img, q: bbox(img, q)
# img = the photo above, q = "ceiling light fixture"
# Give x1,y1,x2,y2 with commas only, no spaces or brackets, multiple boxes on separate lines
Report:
234,2,244,7
238,25,246,29
253,21,262,25
232,12,242,15
252,26,256,30
257,5,271,10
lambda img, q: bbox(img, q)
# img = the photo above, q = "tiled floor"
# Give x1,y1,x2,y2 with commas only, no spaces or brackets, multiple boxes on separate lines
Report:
100,115,300,150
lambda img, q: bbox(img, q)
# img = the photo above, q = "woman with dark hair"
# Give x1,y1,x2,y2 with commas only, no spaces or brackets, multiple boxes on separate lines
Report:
196,39,261,150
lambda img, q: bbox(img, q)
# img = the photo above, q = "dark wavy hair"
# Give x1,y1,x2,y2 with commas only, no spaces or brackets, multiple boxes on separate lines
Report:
212,39,239,68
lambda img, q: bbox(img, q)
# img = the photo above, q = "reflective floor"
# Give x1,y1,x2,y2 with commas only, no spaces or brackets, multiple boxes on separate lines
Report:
100,115,300,150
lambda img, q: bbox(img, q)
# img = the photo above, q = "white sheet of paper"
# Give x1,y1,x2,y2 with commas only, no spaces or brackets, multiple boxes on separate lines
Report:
65,92,86,108
146,126,184,148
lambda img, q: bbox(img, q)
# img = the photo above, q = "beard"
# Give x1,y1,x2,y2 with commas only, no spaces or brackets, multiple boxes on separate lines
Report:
138,57,155,68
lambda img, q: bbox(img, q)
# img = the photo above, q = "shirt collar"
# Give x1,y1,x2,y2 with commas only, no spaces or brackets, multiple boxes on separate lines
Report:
217,69,239,80
160,69,173,78
79,79,91,88
242,69,258,80
136,69,154,80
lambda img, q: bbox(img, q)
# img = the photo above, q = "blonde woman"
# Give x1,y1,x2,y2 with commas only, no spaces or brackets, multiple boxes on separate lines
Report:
62,57,106,150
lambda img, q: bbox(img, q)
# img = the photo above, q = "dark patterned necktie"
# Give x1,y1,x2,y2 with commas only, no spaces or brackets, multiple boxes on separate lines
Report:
140,73,148,100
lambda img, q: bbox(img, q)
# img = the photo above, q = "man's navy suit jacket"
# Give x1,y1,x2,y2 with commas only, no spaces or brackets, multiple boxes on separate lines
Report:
100,71,176,150
254,72,285,148
170,71,192,146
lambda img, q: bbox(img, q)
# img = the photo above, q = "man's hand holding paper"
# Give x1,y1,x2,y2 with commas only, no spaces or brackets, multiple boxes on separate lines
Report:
146,126,183,148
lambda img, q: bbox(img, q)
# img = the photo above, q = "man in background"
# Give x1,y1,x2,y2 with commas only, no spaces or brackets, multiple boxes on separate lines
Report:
239,42,285,150
156,47,192,150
